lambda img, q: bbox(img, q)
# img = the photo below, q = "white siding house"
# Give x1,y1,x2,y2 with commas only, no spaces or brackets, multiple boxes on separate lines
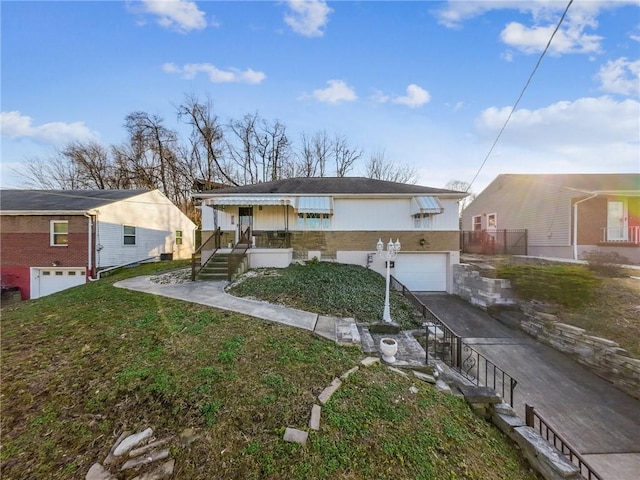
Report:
194,177,466,292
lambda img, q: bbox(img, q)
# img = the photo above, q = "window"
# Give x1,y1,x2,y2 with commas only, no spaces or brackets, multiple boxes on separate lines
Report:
297,213,330,229
123,225,136,245
472,216,482,231
50,220,68,246
176,230,183,245
487,213,497,229
413,214,432,229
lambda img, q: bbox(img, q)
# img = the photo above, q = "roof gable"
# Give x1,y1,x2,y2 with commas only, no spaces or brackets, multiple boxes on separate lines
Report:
494,174,639,193
195,177,464,196
0,189,151,212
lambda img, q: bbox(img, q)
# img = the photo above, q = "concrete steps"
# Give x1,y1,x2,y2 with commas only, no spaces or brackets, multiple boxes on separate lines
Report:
196,253,229,281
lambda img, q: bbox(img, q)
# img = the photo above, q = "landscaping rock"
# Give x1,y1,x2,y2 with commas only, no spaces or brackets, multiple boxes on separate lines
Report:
318,378,342,404
86,463,117,480
360,356,380,367
130,436,174,458
309,404,321,430
457,385,502,404
283,427,308,445
340,366,359,380
412,370,436,384
435,379,452,393
103,431,131,466
121,448,170,471
114,428,153,456
131,459,175,480
387,366,409,376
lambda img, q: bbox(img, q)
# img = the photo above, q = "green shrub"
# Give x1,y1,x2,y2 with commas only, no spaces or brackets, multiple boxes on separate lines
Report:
496,264,600,308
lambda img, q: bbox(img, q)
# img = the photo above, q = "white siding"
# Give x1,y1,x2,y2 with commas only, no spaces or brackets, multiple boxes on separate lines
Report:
333,198,410,230
95,190,196,267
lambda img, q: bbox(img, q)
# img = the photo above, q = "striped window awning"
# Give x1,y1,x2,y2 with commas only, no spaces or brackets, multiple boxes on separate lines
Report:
207,196,292,206
411,196,444,215
296,197,333,214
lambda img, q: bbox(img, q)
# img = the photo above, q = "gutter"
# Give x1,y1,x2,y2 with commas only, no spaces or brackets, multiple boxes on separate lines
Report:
84,212,95,280
573,193,598,260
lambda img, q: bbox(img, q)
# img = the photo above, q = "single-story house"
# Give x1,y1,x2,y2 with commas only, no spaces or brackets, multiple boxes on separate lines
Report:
0,189,196,300
461,174,640,263
193,177,467,292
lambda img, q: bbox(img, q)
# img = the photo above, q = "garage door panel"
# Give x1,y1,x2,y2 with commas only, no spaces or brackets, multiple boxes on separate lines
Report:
38,269,86,298
394,254,446,292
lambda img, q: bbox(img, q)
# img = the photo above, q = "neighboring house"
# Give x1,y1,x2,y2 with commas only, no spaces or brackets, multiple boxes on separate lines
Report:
461,174,640,263
193,177,466,292
0,189,196,300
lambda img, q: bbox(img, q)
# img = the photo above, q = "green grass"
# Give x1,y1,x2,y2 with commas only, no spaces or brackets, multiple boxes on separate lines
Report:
1,261,540,479
495,264,601,308
228,261,421,329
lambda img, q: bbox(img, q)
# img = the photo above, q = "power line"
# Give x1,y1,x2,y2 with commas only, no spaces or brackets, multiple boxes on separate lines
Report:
466,0,574,193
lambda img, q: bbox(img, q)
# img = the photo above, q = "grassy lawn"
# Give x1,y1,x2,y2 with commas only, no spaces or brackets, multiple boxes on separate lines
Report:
494,261,640,358
228,261,422,329
0,261,540,479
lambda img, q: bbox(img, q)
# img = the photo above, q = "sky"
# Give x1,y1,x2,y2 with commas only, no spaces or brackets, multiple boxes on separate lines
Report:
1,0,639,195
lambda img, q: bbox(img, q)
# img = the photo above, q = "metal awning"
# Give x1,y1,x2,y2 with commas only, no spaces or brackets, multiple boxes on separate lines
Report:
411,196,444,215
296,196,333,214
207,196,292,207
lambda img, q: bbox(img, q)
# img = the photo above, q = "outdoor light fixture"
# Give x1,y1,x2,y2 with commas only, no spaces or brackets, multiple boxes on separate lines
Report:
376,238,401,323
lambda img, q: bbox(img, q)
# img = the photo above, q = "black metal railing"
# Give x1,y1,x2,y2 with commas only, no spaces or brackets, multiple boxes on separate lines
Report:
461,229,527,255
525,404,603,480
191,228,221,281
391,276,518,406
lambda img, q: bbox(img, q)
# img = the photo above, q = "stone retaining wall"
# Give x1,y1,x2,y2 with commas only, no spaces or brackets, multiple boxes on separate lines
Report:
452,263,514,308
453,263,640,400
519,303,640,400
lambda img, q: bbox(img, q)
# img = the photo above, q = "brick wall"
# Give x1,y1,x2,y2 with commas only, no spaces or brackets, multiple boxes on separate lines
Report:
1,215,91,299
290,231,459,259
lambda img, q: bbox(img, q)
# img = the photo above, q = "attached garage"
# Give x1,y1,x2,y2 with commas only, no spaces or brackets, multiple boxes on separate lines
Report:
394,253,447,292
30,268,86,299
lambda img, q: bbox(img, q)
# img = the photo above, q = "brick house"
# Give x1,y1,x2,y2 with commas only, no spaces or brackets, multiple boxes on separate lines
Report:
0,189,196,300
193,177,467,292
461,174,640,263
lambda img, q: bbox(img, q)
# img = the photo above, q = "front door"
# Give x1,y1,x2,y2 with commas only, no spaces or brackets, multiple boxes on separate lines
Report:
238,207,253,244
607,200,627,241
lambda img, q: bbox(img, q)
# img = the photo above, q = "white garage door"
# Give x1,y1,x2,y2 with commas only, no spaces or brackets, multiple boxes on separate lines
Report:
34,268,86,299
394,253,447,292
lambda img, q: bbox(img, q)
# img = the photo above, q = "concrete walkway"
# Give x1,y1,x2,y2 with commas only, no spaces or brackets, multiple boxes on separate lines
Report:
416,293,640,480
114,276,319,332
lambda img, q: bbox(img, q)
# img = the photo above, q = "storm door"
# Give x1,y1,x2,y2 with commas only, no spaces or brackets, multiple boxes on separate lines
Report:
238,206,253,244
607,200,627,241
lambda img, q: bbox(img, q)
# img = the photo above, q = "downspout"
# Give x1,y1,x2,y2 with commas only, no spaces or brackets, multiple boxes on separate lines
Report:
84,212,94,280
573,193,598,260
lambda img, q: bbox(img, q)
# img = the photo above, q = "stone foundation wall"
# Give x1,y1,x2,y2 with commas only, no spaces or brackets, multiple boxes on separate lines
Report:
519,303,640,400
452,263,515,308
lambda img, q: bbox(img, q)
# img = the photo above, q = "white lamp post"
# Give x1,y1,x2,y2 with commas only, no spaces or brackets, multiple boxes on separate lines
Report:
376,238,401,323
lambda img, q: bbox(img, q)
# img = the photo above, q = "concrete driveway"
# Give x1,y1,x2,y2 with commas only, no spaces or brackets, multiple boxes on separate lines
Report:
415,293,640,480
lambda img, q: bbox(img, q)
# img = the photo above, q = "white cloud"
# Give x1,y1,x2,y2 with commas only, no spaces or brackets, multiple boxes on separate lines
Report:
436,1,638,56
141,0,207,32
163,62,266,84
311,80,357,104
475,96,639,150
500,21,602,55
597,57,640,96
0,111,98,146
284,0,332,37
392,84,431,108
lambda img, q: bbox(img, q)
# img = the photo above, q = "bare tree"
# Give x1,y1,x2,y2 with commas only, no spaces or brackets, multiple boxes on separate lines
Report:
177,94,238,187
364,149,417,184
20,154,83,189
333,133,361,177
445,179,475,213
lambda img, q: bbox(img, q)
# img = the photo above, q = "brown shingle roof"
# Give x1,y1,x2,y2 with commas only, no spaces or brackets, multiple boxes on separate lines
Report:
195,177,464,196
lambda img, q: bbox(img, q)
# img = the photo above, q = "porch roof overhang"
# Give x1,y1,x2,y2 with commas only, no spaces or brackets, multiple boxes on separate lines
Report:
411,196,444,215
296,196,333,214
205,196,293,207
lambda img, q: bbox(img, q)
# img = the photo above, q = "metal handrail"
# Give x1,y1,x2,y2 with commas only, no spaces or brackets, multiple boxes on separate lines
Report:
191,227,221,281
391,275,518,406
525,404,603,480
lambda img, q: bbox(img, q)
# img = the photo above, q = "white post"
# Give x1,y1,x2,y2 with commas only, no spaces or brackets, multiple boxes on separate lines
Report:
376,238,401,324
